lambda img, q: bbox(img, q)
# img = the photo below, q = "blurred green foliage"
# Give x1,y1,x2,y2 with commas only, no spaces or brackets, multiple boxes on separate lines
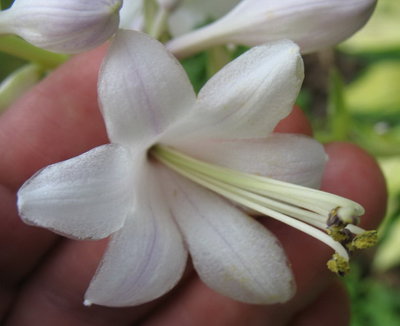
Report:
331,0,400,324
0,0,26,81
346,263,400,326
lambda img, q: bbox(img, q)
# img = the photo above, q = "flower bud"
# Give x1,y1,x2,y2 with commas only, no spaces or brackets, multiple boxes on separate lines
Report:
0,0,122,53
167,0,377,58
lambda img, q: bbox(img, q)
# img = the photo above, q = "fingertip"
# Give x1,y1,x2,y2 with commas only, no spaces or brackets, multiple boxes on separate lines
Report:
274,106,313,136
322,142,387,229
289,280,350,326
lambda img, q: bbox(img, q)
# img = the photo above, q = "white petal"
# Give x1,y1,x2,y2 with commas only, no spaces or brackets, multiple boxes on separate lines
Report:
163,40,303,141
17,144,134,240
160,167,295,304
219,0,377,53
173,133,327,188
167,0,376,57
99,30,196,150
0,0,122,53
84,165,188,307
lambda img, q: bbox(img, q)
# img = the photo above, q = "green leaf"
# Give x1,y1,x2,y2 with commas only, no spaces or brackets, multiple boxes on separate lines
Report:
181,52,208,93
340,0,400,54
345,61,400,114
0,35,68,69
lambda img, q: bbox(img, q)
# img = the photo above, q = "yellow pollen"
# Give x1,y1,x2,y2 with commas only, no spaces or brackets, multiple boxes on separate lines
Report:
327,253,350,276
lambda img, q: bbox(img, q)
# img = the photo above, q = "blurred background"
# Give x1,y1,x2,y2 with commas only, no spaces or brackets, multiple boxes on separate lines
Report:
301,1,400,324
0,0,399,324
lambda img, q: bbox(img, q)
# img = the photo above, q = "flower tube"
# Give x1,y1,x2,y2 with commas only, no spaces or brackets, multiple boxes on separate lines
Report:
0,0,122,53
167,0,377,58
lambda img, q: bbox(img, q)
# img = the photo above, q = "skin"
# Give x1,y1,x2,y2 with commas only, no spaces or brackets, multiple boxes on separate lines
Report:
0,45,387,325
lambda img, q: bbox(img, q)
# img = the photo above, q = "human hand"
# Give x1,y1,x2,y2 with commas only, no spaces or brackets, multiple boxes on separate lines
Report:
0,46,387,326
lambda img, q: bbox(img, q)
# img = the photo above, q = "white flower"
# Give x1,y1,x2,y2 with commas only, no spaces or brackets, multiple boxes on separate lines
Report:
17,30,368,307
166,0,377,57
0,0,122,53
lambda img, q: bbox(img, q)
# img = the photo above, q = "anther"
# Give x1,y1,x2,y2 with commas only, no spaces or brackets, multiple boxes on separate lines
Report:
327,207,346,228
327,253,350,276
327,228,354,245
352,230,378,250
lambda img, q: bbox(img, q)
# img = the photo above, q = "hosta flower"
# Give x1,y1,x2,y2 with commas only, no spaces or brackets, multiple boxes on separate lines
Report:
0,0,122,53
166,0,377,57
17,30,374,307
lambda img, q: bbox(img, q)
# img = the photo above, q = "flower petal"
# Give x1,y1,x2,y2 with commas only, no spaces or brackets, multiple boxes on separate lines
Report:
84,165,188,307
17,144,134,240
99,30,196,150
164,40,303,141
219,0,377,53
173,133,327,188
160,167,295,304
167,0,376,57
0,0,122,53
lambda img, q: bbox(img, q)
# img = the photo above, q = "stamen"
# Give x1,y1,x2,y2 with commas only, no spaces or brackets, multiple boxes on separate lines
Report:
154,145,364,217
151,145,377,276
327,206,360,228
327,253,350,276
327,228,354,244
351,230,378,250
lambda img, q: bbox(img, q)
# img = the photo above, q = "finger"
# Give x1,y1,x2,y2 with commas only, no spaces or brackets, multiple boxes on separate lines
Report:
0,46,107,318
289,280,350,326
274,105,313,136
0,45,107,191
0,185,55,317
140,142,386,326
141,276,341,326
4,240,163,326
5,238,195,325
322,142,387,230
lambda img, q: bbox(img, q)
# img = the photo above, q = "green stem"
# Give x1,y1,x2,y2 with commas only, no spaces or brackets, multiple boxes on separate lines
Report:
149,6,169,40
0,35,69,69
328,67,351,141
143,0,158,35
206,45,231,77
0,63,43,112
